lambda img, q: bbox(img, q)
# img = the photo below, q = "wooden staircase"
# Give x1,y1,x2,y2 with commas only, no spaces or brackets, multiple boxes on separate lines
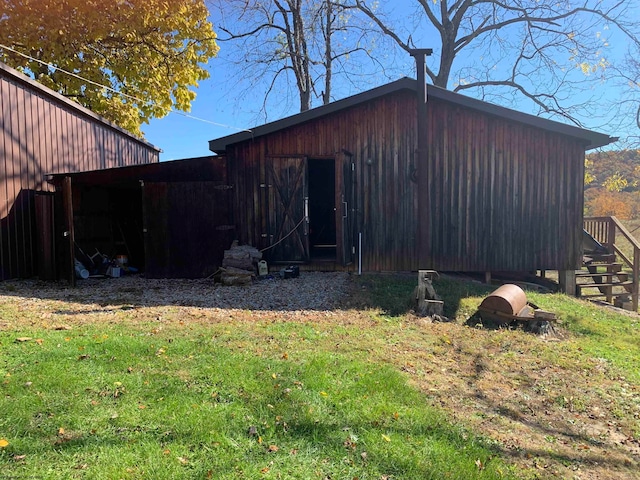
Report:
579,217,640,311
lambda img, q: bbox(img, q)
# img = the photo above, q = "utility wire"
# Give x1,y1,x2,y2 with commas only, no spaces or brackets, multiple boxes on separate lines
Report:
0,43,252,133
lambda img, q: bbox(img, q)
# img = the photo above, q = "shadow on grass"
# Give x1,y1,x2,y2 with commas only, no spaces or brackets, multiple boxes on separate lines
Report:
352,273,495,319
0,347,512,480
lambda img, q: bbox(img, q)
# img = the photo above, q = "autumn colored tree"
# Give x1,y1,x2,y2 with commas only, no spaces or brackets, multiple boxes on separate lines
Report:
0,0,219,135
587,190,634,219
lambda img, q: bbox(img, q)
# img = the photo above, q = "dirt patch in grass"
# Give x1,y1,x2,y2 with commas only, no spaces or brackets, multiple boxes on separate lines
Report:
1,273,639,479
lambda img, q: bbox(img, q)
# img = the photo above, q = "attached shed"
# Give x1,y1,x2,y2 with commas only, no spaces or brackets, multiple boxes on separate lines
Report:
209,78,615,276
47,156,231,282
0,61,160,280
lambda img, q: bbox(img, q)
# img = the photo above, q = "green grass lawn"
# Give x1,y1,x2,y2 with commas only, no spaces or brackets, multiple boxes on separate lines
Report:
1,274,639,479
0,314,512,479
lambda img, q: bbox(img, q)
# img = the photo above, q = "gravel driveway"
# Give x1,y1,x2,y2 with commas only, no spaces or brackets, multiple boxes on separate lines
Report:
1,272,351,313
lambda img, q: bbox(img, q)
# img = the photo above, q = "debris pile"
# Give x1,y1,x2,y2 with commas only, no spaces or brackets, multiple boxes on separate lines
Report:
220,243,262,286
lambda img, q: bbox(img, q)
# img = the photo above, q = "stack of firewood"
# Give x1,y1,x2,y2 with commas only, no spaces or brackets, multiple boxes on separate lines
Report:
220,243,262,286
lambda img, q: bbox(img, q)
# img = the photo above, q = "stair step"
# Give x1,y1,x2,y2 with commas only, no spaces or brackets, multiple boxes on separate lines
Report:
579,293,620,299
576,272,621,278
581,262,623,271
577,281,634,288
584,253,616,263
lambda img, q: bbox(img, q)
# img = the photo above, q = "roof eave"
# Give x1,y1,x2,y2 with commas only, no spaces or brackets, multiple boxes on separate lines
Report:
209,78,617,153
208,78,417,153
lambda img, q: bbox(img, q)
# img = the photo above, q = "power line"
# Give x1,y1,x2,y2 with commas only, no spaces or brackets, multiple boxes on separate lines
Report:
0,43,252,133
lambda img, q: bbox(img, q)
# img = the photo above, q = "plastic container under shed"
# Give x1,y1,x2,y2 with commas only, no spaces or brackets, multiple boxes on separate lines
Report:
258,260,268,276
74,259,89,279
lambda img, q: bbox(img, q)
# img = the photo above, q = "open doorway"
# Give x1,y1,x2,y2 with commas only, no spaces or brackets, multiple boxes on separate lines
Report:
308,158,336,260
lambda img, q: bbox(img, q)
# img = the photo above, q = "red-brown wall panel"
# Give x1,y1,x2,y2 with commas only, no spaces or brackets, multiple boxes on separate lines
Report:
0,64,159,279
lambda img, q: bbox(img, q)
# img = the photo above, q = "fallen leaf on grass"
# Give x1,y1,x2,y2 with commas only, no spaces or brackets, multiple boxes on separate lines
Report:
15,337,32,343
267,444,279,452
0,439,9,448
35,339,43,345
13,455,26,461
177,456,188,465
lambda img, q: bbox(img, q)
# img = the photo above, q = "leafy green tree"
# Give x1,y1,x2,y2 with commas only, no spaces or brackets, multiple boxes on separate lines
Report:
0,0,219,135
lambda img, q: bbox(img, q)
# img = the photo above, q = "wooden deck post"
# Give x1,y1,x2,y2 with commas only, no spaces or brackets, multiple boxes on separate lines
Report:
558,270,576,296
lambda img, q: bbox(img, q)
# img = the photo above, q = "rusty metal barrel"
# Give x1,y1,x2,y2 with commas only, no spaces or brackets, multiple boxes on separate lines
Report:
479,284,527,316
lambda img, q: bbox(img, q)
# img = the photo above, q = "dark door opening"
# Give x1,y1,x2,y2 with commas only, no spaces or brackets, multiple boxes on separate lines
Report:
308,158,336,260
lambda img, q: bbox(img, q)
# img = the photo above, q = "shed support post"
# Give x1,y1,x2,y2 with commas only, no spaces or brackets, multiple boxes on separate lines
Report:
558,270,576,296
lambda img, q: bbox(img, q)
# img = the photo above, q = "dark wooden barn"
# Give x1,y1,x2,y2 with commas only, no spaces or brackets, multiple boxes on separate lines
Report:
209,78,615,284
0,61,160,280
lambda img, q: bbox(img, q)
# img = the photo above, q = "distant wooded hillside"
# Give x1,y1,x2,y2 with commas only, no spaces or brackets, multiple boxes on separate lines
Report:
584,150,640,220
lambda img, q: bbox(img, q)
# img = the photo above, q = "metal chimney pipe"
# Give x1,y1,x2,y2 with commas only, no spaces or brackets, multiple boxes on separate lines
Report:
409,48,433,268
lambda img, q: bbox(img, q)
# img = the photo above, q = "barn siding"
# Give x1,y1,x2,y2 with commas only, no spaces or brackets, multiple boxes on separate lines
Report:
425,98,585,271
225,88,586,273
0,63,159,279
227,90,419,271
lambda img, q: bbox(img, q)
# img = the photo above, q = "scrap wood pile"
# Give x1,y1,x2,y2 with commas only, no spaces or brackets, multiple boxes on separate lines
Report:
220,242,262,286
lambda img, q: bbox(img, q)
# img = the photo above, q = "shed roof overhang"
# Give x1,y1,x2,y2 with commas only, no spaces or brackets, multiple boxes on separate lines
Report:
46,156,225,189
208,77,616,154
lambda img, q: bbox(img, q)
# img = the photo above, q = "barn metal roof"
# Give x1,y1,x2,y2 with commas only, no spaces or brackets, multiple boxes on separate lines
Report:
0,61,160,151
208,77,616,153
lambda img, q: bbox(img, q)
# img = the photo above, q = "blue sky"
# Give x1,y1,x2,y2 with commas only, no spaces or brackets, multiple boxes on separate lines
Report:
141,2,637,161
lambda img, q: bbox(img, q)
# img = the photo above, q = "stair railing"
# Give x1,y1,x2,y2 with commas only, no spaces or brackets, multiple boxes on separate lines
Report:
584,216,639,311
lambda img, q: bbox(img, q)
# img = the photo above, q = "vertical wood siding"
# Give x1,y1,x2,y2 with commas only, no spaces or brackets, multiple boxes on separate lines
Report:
425,98,585,271
0,67,159,279
226,89,586,273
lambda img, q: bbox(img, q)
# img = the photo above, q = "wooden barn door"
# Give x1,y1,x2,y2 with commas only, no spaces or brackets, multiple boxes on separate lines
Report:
337,153,356,266
142,181,232,278
266,157,309,262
